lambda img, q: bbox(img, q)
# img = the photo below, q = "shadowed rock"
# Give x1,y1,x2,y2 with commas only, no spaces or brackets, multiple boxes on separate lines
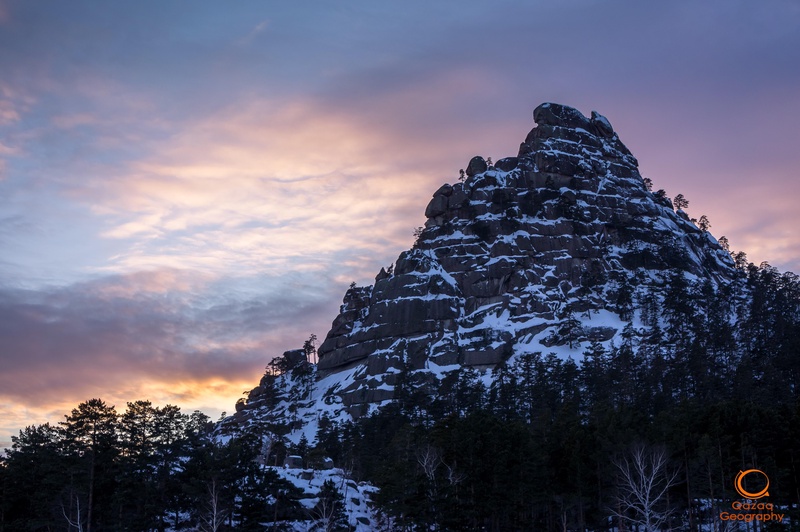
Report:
249,103,738,417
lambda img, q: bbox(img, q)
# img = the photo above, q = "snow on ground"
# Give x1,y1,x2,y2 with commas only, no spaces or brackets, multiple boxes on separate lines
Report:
269,466,379,531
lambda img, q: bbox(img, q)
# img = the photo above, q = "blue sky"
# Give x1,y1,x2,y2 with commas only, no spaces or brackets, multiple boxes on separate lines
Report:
1,0,799,447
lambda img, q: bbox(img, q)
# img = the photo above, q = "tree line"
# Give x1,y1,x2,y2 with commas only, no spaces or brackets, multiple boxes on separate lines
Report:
0,400,310,531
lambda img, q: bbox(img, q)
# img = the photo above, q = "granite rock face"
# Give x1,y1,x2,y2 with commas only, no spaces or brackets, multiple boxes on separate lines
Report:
243,103,736,420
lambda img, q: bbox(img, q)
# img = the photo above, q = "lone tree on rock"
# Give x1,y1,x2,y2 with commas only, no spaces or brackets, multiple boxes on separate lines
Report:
673,193,689,210
303,334,318,364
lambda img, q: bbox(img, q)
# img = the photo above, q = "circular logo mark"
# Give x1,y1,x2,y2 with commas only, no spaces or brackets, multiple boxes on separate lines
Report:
735,469,769,499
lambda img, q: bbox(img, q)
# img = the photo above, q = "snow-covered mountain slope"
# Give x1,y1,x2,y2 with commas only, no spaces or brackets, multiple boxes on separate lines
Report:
233,102,740,429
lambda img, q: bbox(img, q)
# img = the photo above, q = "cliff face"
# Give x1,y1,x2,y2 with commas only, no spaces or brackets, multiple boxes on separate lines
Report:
237,102,737,425
303,102,734,415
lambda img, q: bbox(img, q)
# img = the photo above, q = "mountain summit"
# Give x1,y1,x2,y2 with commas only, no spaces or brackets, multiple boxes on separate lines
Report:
236,102,736,426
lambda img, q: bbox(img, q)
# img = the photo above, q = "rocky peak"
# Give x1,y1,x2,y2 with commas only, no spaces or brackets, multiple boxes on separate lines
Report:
243,103,736,421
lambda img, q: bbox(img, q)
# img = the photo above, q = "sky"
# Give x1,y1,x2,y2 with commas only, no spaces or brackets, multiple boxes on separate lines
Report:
1,0,799,448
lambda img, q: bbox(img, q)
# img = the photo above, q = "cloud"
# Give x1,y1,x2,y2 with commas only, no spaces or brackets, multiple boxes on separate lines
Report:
0,101,19,125
0,80,35,124
62,94,456,283
0,140,19,155
0,268,336,402
236,18,269,46
51,113,101,129
0,266,343,444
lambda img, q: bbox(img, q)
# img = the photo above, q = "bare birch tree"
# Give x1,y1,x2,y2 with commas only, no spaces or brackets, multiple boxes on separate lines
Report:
199,479,227,532
61,493,85,532
309,479,347,532
611,445,680,532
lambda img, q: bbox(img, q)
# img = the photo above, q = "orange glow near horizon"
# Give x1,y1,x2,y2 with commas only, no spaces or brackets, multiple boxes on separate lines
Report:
0,375,257,449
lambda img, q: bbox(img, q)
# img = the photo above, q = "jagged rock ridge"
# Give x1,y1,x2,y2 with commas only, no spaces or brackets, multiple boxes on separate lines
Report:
240,102,736,421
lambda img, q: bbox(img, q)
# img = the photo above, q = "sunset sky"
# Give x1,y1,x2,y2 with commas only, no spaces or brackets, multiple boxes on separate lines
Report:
1,0,799,448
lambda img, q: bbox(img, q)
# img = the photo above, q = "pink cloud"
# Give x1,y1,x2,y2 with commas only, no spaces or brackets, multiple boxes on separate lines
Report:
72,95,451,281
0,99,20,125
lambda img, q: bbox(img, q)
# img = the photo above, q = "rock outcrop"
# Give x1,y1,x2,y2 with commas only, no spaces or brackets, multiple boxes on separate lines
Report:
240,102,736,421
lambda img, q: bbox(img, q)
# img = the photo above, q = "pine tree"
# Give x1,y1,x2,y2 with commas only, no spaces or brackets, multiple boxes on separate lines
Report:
581,341,611,407
60,399,119,532
289,434,310,467
304,334,318,365
117,400,160,529
2,423,67,530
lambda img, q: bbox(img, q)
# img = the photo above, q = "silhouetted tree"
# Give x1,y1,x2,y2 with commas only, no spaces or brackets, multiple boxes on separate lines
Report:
673,193,689,210
60,399,119,532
